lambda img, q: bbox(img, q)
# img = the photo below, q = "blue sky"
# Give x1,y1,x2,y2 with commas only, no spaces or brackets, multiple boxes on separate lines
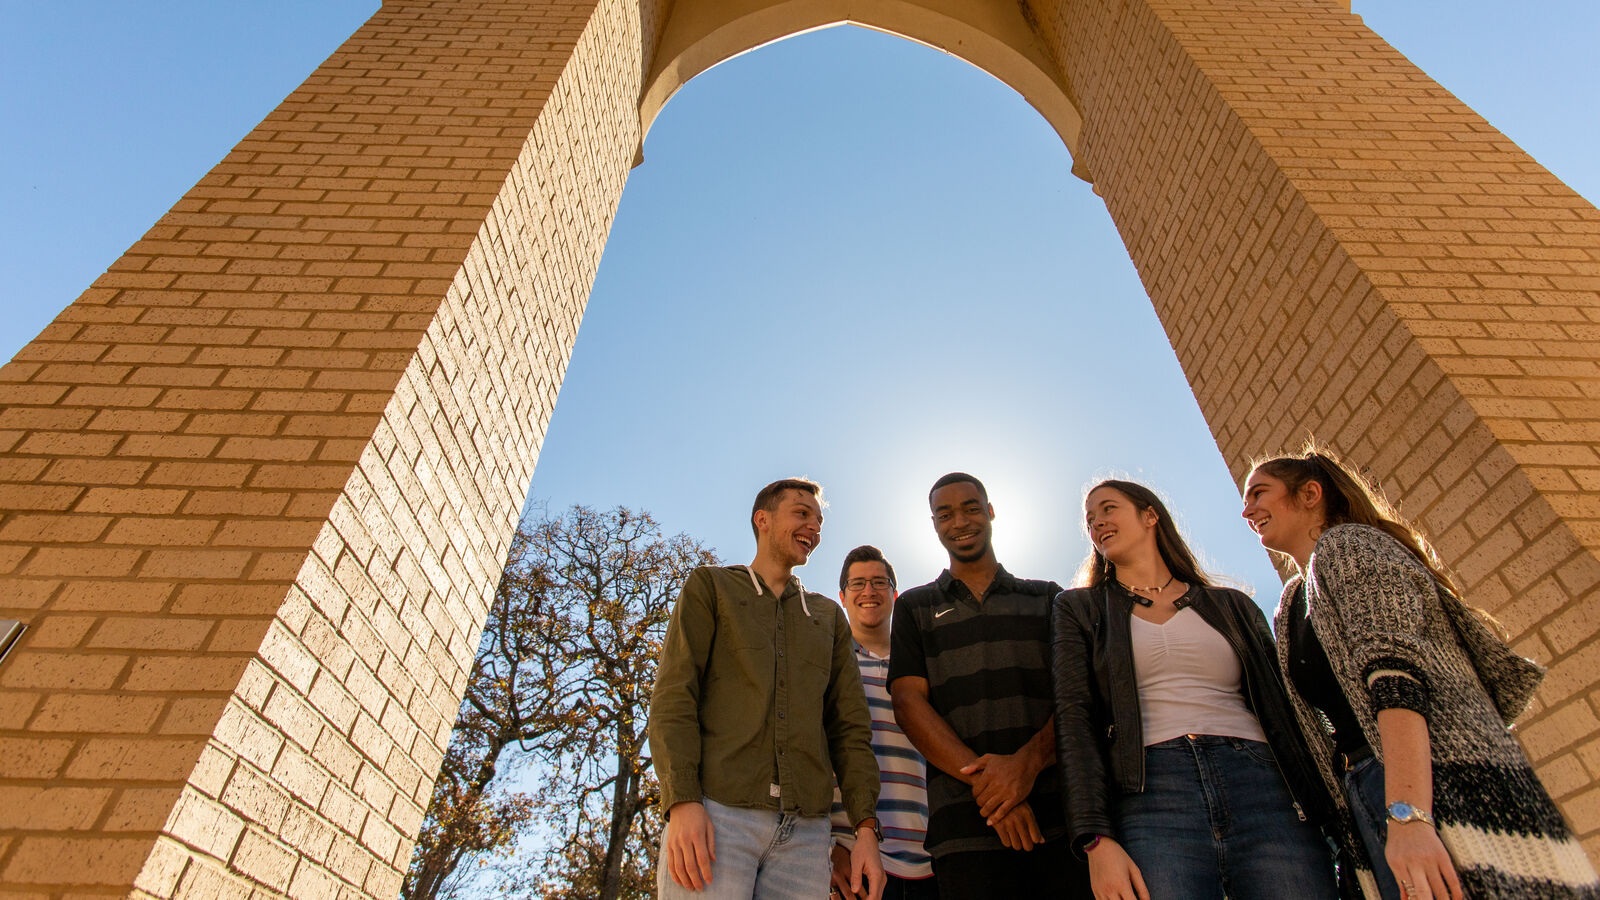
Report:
2,2,1596,611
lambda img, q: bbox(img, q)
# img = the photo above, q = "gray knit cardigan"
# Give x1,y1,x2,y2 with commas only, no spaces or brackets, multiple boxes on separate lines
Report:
1273,524,1598,899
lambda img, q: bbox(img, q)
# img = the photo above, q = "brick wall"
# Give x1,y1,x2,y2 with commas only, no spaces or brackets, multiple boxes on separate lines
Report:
1027,0,1600,855
0,0,651,894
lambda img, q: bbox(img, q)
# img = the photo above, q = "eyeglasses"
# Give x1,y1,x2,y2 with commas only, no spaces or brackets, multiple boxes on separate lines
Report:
845,577,893,592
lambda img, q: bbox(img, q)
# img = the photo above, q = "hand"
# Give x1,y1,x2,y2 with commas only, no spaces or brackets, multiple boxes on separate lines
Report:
960,752,1039,823
829,842,859,899
663,801,716,889
1086,837,1149,900
851,830,887,900
990,800,1044,851
1386,821,1463,900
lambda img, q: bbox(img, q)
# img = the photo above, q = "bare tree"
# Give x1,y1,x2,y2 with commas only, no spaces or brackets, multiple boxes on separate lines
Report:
524,505,713,900
403,505,715,900
404,524,565,900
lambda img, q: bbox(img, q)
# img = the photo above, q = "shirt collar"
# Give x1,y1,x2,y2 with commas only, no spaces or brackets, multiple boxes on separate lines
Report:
935,564,1015,599
851,638,887,661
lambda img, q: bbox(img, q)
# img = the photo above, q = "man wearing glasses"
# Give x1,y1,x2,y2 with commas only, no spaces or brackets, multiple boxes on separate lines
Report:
828,546,936,900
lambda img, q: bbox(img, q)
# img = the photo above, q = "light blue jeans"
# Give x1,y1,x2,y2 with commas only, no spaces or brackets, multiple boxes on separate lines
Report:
656,797,832,899
1117,735,1340,900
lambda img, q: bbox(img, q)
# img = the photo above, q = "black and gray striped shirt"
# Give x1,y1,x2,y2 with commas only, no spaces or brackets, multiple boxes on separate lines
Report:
888,566,1066,857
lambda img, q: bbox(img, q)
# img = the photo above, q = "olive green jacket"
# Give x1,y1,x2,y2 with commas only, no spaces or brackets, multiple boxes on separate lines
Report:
649,565,879,825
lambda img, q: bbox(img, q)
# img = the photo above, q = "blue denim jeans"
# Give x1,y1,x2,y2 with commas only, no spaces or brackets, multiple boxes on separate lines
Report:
1342,755,1403,900
656,797,832,899
1117,735,1339,900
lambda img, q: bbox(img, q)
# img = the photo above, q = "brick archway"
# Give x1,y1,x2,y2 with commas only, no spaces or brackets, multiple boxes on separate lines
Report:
2,1,1598,894
638,0,1087,175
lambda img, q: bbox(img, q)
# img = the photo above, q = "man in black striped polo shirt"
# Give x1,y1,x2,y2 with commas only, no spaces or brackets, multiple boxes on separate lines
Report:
888,473,1090,898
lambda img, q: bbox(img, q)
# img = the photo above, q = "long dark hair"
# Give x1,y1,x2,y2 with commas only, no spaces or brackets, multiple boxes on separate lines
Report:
1076,479,1214,590
1250,443,1462,597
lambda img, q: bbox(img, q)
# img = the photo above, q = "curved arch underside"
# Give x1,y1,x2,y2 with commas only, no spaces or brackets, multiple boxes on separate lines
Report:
640,0,1090,179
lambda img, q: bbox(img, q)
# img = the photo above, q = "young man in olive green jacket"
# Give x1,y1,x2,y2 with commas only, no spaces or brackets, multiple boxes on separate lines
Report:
650,478,886,899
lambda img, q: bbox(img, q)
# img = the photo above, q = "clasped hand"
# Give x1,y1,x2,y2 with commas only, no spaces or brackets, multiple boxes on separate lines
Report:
960,751,1038,824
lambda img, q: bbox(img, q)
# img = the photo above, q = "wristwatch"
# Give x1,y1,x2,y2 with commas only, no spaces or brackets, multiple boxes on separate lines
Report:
1386,801,1436,827
855,816,883,843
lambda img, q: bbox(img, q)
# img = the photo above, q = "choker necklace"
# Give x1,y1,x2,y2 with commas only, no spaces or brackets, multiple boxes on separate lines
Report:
1117,574,1175,595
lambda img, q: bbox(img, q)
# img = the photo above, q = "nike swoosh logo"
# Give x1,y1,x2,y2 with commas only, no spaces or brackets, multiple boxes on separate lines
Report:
934,608,955,618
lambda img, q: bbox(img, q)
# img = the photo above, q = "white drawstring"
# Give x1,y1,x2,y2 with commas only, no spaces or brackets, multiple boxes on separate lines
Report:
745,565,812,617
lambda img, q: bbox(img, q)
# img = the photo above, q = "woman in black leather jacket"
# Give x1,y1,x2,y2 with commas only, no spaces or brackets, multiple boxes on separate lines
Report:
1051,479,1339,900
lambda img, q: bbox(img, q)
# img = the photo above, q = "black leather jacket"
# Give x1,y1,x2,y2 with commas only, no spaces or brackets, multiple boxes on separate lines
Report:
1050,583,1335,851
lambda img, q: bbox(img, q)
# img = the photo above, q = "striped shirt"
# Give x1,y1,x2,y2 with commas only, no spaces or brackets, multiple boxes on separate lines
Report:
831,640,934,879
887,567,1066,857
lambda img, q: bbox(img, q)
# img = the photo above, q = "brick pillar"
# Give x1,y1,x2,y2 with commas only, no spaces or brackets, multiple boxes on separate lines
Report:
0,0,655,894
1028,0,1600,854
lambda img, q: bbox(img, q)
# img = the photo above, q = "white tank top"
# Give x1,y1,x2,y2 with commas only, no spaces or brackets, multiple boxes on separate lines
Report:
1130,607,1267,746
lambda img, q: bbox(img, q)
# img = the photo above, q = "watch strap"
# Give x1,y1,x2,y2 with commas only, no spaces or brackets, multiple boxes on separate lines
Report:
1386,801,1436,827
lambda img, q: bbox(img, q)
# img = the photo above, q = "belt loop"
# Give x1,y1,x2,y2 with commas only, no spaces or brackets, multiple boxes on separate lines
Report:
1339,746,1374,772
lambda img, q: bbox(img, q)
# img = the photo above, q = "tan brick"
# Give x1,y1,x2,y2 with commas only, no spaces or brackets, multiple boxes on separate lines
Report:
54,579,174,612
0,689,40,729
23,547,143,578
214,702,286,773
124,656,250,693
105,787,187,832
182,490,291,517
263,685,327,753
0,787,113,830
0,651,127,690
0,836,153,886
364,859,405,898
221,764,292,833
287,859,342,899
138,548,253,580
29,694,167,734
115,433,221,459
0,483,84,512
0,737,75,779
324,831,374,886
65,738,206,782
170,583,289,618
189,743,238,800
1569,786,1600,837
134,835,193,897
74,487,188,515
90,616,215,651
164,790,245,862
159,697,233,737
148,461,255,488
259,623,321,693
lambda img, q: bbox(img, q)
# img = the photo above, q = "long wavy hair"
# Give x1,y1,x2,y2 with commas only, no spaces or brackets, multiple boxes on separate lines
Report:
1250,443,1462,597
1077,479,1214,590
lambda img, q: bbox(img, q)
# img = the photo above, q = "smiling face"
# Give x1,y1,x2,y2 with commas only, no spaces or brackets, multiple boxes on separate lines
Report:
839,559,896,631
755,488,823,567
1242,468,1323,566
1084,485,1158,567
930,481,995,565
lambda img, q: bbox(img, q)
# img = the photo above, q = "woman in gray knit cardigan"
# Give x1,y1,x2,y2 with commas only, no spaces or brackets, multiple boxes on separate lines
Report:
1243,448,1599,900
